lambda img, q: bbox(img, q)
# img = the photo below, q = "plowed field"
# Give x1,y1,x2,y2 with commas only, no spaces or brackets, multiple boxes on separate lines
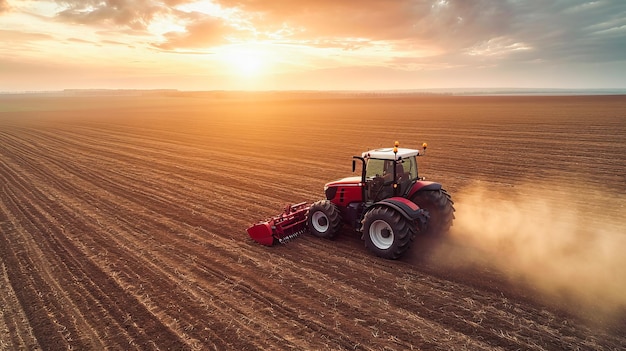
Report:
1,92,625,350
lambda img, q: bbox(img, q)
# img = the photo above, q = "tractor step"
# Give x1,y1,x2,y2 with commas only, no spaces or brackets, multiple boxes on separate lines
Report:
247,202,310,246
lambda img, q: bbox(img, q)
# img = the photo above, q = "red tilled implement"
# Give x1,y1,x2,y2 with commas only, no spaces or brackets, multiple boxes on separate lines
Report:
247,202,310,245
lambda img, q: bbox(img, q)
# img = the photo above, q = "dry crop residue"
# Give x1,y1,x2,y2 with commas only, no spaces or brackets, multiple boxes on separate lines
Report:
0,93,625,350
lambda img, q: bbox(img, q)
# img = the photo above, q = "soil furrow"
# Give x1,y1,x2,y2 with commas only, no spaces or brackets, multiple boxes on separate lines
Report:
0,144,191,350
0,94,624,350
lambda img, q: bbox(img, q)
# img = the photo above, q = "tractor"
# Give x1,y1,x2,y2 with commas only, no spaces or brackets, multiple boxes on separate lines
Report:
247,141,455,259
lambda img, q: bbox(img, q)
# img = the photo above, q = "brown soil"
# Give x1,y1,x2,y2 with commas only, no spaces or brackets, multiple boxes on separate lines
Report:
1,92,625,350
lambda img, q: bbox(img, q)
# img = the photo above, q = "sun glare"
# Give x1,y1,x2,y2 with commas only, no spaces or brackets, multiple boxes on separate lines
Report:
219,45,270,77
233,55,263,76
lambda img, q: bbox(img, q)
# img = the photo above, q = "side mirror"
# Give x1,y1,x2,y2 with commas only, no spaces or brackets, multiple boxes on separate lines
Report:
352,156,367,184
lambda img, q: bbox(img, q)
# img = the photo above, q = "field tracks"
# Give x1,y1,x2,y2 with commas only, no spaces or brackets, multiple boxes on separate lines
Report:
1,94,625,350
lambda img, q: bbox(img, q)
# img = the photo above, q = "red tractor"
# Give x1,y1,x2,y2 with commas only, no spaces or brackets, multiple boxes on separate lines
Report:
247,141,455,259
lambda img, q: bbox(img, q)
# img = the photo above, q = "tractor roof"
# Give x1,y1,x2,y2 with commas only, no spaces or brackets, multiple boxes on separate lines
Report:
362,147,420,160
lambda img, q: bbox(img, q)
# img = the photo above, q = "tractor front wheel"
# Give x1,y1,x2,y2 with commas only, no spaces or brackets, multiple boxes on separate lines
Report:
307,200,342,239
362,206,416,259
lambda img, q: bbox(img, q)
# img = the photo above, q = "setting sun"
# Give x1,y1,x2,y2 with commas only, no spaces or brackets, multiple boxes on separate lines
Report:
230,53,263,76
218,45,269,77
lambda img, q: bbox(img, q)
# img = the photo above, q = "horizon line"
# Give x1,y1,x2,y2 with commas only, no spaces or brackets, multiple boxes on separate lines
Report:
2,87,626,97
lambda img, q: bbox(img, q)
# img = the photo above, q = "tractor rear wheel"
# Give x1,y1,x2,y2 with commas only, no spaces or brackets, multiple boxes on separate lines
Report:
307,200,342,239
410,189,455,236
362,206,416,259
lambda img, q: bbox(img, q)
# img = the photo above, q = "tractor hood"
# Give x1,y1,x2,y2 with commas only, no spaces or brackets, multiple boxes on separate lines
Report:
324,176,362,189
324,176,364,203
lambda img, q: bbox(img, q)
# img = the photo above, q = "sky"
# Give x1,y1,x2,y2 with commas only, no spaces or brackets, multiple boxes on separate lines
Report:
1,0,625,91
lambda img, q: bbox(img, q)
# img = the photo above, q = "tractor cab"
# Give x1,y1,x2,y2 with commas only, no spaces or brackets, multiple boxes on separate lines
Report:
357,143,424,202
363,149,419,202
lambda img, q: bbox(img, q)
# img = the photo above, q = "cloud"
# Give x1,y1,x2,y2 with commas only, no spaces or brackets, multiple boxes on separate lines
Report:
38,0,625,65
153,15,235,50
0,29,54,42
0,0,9,14
67,37,93,44
53,0,170,29
465,37,532,58
214,1,513,48
500,1,626,64
101,39,129,46
0,29,56,60
213,0,626,64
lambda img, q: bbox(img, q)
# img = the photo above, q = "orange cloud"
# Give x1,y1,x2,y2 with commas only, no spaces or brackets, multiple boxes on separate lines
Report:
153,15,235,50
0,29,54,42
54,0,168,29
0,0,9,13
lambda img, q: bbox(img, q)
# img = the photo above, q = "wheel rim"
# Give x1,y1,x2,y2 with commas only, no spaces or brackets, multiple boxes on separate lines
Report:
311,211,329,233
369,219,393,249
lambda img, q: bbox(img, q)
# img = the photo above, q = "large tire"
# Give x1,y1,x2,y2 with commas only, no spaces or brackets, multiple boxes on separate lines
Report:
410,189,455,235
307,200,342,239
362,206,416,259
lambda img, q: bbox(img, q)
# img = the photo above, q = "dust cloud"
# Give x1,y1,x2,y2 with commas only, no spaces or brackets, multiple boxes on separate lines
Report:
437,181,626,318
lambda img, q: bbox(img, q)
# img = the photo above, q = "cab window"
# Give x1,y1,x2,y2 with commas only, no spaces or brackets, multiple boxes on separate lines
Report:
365,159,385,179
404,156,418,180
